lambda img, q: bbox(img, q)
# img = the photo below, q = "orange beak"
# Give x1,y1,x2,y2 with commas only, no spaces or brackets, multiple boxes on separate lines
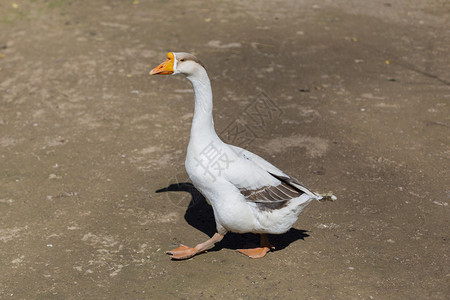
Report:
150,52,175,75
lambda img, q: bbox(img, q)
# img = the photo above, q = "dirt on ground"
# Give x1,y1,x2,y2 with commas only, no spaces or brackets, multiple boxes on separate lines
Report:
1,0,449,299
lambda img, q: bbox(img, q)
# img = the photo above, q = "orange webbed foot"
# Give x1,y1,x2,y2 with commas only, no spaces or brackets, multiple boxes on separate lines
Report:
166,245,198,260
166,233,225,260
237,246,273,258
237,234,274,259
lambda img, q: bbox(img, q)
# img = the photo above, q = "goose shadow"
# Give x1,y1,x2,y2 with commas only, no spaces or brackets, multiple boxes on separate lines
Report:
156,182,309,253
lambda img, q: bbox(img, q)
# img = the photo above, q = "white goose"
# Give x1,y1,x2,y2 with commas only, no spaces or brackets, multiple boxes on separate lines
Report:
150,52,335,259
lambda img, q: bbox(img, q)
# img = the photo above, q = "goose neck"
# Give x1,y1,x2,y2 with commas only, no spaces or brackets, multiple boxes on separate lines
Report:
187,71,218,140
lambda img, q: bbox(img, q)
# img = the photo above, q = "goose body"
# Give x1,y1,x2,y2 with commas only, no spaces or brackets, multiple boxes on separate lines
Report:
151,52,335,259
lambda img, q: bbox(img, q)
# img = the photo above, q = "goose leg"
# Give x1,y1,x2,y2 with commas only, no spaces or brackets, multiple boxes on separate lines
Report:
167,232,225,260
237,234,274,258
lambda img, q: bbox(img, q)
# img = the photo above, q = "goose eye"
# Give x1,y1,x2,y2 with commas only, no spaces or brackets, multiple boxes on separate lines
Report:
180,58,185,62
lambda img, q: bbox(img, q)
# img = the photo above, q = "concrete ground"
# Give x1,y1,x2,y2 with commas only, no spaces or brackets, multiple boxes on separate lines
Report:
1,0,449,299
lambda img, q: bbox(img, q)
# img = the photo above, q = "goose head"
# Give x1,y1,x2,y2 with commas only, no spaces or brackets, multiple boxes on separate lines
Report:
150,52,205,77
